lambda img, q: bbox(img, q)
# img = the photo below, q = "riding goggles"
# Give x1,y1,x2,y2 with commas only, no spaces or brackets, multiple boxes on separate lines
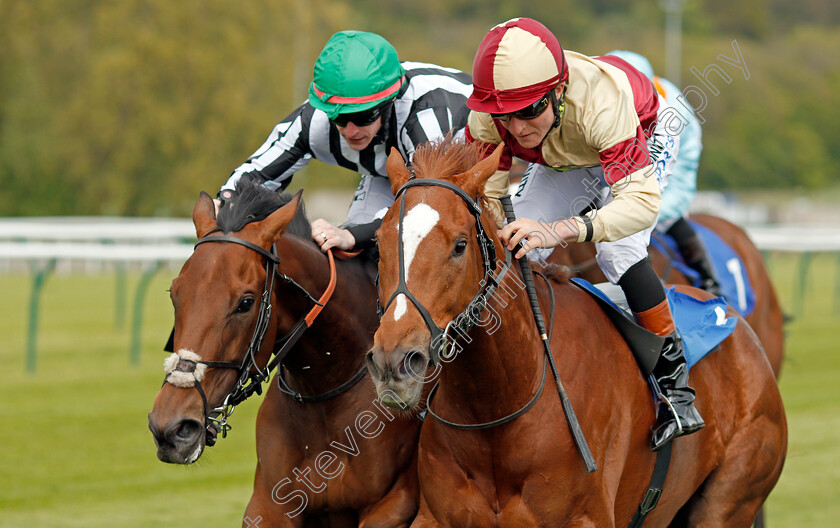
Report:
491,90,552,122
329,100,392,127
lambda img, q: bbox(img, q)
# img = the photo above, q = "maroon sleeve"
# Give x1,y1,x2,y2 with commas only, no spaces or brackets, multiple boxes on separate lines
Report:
466,124,513,171
598,127,651,186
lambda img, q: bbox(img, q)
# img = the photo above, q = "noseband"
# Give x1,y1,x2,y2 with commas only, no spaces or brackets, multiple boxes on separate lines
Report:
163,231,337,445
378,177,512,367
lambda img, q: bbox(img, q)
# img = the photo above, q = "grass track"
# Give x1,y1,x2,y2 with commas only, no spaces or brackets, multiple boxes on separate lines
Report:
1,253,838,526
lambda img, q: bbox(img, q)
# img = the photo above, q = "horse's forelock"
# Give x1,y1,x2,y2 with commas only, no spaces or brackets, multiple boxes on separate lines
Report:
407,138,506,264
216,178,311,239
411,137,485,183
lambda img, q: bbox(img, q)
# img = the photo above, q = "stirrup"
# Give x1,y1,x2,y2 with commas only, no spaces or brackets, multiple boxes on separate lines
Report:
648,374,683,436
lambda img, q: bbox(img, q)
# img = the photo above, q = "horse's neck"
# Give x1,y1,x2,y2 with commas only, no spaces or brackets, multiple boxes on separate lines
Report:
277,240,376,393
437,267,545,422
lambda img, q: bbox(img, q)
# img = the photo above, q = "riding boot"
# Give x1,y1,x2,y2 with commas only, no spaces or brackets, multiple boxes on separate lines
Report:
687,250,723,297
681,238,723,297
634,299,705,451
667,218,723,297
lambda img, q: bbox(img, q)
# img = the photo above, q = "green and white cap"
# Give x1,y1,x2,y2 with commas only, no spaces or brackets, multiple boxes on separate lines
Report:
309,31,405,119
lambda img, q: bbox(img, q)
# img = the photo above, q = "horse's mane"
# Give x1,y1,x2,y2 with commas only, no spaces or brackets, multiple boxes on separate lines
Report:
542,263,571,284
216,176,311,239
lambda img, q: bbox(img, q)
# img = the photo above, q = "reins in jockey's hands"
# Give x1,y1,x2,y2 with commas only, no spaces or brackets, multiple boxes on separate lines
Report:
311,218,356,253
499,217,580,259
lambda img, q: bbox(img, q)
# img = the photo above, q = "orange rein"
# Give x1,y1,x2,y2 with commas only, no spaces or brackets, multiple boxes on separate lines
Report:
304,248,338,327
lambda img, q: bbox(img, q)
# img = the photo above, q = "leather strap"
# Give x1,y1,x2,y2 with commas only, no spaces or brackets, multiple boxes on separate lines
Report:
627,441,672,528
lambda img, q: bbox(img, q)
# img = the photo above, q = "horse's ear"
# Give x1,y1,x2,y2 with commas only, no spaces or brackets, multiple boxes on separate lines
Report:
458,142,505,198
192,191,217,239
387,147,411,196
258,190,303,246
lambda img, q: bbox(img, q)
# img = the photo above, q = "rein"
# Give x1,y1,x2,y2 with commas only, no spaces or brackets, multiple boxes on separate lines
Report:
163,230,342,445
424,269,555,430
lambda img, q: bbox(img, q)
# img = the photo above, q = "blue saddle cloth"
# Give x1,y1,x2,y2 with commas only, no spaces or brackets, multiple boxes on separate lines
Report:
571,278,738,370
651,221,756,317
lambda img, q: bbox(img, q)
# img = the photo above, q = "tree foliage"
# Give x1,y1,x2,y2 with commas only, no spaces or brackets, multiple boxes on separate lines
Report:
1,0,838,215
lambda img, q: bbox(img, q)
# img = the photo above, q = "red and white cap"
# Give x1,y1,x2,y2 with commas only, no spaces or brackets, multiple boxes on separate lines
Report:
468,18,568,114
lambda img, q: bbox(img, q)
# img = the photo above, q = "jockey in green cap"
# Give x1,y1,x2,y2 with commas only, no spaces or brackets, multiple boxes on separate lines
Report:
218,31,506,252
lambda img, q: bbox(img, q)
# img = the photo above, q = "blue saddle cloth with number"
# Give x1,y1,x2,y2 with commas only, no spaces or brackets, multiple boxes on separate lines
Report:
651,221,756,317
571,278,737,370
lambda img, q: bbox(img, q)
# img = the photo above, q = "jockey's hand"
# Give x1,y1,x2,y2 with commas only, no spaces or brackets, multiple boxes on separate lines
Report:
311,219,356,253
212,199,221,216
498,217,578,259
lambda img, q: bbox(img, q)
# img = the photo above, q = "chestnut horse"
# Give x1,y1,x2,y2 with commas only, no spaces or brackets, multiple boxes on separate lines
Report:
148,183,419,527
548,215,785,378
367,139,786,527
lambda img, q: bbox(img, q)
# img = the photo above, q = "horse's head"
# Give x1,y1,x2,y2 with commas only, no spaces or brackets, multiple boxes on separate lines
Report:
366,139,504,410
148,181,307,464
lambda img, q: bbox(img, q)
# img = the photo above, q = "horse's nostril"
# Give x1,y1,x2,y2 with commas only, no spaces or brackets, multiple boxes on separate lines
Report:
365,351,381,379
404,349,428,380
174,420,201,442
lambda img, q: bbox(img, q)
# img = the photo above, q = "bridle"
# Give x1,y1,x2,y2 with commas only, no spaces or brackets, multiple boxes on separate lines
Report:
376,176,557,431
164,230,340,445
378,176,512,367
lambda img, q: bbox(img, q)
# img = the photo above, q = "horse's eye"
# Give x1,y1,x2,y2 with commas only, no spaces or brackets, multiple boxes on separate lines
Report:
453,240,468,256
236,297,255,313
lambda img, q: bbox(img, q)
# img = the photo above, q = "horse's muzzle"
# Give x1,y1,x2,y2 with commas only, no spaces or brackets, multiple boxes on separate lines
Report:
148,414,205,464
366,346,428,411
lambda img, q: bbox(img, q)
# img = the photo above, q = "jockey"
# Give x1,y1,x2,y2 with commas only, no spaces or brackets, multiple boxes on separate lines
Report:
218,31,507,251
607,50,722,296
466,18,703,450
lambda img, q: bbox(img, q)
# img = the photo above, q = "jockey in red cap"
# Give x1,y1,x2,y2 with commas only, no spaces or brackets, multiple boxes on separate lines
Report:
466,18,703,451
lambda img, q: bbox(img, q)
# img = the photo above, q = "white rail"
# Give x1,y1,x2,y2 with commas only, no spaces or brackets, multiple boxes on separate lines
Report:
0,241,193,262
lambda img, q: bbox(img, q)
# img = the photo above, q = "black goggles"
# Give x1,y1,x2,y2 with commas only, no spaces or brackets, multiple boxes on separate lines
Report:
330,101,391,128
491,91,553,122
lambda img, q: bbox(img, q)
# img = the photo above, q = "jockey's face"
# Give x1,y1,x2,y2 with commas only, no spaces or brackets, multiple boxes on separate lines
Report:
336,118,382,151
496,86,562,149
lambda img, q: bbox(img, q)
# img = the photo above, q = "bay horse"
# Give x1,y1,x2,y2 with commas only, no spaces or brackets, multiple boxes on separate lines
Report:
366,139,787,527
548,215,785,378
148,181,420,527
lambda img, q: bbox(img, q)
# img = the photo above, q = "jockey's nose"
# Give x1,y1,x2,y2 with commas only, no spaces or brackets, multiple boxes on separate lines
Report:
506,116,528,135
342,122,361,135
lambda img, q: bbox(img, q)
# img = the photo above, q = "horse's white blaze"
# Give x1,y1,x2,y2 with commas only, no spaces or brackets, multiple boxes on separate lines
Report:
394,294,407,320
393,203,439,321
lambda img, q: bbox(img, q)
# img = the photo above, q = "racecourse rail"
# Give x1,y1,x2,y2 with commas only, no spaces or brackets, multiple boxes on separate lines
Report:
2,217,839,372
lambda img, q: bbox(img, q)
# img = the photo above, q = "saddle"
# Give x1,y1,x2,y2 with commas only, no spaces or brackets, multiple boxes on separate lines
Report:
571,279,738,377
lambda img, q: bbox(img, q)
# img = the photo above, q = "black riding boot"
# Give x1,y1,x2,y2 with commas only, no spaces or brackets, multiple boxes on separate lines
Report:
667,218,723,297
620,260,706,451
649,332,706,451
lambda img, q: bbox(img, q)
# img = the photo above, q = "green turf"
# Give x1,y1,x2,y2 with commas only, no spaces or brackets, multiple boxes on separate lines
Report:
1,253,838,526
0,270,260,527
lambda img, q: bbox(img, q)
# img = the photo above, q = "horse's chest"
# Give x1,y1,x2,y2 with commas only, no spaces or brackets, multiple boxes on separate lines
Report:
264,409,417,512
419,425,579,526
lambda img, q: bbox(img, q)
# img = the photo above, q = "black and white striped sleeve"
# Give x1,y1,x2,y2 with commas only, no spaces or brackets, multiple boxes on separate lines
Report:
220,104,315,193
397,63,473,160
